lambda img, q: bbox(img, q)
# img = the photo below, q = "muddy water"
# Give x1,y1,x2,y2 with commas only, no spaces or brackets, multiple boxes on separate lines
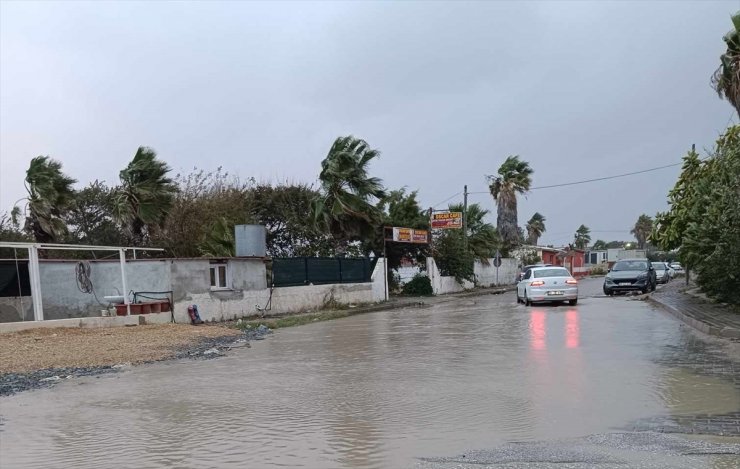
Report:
1,280,738,468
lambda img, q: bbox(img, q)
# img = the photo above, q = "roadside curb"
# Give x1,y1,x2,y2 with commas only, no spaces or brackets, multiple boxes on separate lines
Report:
647,295,740,340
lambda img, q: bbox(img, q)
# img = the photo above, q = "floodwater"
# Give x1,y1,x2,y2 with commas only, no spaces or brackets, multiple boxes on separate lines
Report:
1,279,739,468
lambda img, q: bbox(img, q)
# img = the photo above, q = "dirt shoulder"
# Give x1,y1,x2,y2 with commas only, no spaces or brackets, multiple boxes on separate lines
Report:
0,324,242,374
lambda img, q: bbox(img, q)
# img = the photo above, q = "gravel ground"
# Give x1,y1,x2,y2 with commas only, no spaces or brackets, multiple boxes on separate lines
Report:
0,323,272,396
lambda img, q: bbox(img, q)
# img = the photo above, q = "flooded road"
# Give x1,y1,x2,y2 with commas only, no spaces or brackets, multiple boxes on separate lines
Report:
1,279,739,468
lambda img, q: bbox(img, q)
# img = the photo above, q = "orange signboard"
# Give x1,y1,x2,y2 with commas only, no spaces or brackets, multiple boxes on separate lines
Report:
431,211,463,229
385,227,429,244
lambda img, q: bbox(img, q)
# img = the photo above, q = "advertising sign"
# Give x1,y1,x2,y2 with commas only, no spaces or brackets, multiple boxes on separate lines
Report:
431,211,463,229
384,227,429,244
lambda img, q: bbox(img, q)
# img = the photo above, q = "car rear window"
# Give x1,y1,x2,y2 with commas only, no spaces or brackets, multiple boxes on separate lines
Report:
613,260,648,271
533,268,571,278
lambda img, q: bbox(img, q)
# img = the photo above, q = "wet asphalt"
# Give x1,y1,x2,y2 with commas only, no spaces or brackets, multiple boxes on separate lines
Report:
0,278,738,468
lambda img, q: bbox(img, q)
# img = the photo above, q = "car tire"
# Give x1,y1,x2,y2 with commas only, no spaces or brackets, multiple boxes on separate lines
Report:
524,292,531,306
569,299,578,306
603,287,613,296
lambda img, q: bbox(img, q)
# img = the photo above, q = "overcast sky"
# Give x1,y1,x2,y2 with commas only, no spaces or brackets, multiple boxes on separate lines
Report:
1,1,737,246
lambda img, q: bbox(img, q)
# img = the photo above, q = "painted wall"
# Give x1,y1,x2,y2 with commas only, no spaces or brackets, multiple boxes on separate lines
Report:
474,258,519,287
39,259,171,320
2,257,385,325
426,257,517,295
426,258,474,295
0,296,33,322
174,258,386,323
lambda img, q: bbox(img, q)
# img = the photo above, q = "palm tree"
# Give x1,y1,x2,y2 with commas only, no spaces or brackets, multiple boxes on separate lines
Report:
712,12,740,117
23,156,77,243
199,217,235,257
630,214,653,249
487,156,533,251
525,212,546,245
113,147,177,246
573,224,591,249
592,239,607,250
448,202,499,262
311,136,386,254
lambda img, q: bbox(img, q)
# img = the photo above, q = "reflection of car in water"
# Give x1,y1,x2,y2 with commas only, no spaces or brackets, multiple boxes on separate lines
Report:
603,259,656,295
517,266,578,306
652,262,671,284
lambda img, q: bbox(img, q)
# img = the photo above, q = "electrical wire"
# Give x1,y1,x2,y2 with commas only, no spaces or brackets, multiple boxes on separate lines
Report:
468,161,685,194
432,191,462,208
75,261,107,306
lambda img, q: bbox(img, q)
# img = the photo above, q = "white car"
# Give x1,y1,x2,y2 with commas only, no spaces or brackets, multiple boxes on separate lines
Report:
517,266,579,306
669,262,685,274
663,262,675,279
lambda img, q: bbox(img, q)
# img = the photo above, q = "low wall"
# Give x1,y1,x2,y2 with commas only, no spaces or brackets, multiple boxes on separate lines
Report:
426,258,473,295
475,258,519,287
170,258,387,323
0,297,33,322
39,259,171,320
0,257,387,330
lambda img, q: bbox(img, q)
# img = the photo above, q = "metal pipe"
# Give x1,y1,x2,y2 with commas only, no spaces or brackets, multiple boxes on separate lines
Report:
119,249,130,316
0,242,163,252
28,245,44,321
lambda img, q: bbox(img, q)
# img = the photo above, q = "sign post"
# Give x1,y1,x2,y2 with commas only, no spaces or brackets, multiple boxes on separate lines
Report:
493,250,502,286
382,226,430,299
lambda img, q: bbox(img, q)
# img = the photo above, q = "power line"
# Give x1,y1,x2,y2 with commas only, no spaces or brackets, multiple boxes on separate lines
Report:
468,160,685,194
433,191,462,208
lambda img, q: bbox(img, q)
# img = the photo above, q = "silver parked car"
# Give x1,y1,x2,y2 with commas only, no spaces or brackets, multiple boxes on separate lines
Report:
517,266,578,306
652,262,671,284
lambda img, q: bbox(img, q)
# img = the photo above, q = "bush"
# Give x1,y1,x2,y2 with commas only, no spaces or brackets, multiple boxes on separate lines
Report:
589,264,608,276
402,274,434,296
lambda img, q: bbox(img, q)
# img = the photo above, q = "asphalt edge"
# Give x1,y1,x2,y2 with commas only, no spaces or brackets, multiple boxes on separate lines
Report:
647,295,740,340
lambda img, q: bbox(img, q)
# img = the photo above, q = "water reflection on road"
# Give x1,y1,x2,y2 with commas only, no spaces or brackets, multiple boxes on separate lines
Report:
1,279,738,468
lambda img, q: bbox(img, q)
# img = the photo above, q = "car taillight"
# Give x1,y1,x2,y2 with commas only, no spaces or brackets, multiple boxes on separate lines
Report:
530,280,545,286
566,279,577,285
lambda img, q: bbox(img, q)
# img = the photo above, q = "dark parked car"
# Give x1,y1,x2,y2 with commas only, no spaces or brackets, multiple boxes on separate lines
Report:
603,259,657,295
515,264,553,283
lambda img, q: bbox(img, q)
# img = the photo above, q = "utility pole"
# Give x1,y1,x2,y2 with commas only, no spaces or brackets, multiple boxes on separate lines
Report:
463,185,468,251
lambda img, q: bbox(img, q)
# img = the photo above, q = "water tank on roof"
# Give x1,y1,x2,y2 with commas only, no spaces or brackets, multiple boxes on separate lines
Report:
235,225,266,257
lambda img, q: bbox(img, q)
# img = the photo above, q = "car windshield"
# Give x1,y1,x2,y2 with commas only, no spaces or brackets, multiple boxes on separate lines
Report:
651,263,666,269
533,268,571,278
613,260,648,271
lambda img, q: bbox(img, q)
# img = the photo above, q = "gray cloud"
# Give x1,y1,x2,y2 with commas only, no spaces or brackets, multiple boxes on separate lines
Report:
1,1,736,245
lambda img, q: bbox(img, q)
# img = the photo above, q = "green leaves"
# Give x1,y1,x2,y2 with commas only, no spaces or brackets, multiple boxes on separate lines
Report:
631,214,653,249
573,224,591,249
655,126,740,303
487,155,534,252
24,156,77,243
712,12,740,117
312,136,387,251
113,146,178,246
526,212,546,245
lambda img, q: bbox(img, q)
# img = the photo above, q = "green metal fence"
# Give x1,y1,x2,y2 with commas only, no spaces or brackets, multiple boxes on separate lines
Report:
272,257,375,287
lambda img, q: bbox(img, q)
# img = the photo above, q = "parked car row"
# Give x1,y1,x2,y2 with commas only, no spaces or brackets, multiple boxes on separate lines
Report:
603,259,681,296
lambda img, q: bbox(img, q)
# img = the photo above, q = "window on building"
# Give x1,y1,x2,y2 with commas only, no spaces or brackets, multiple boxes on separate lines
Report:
209,264,228,289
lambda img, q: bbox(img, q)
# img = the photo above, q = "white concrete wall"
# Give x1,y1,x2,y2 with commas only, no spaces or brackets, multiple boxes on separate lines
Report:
1,257,387,329
171,258,387,323
474,258,519,287
426,257,474,295
39,259,171,320
0,296,33,322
